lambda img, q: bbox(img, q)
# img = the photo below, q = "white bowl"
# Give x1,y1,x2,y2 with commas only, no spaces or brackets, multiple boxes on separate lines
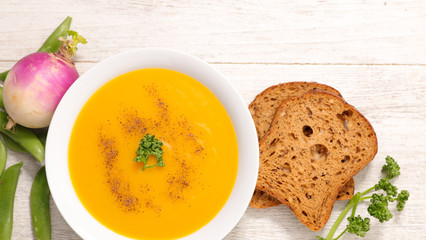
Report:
46,48,259,240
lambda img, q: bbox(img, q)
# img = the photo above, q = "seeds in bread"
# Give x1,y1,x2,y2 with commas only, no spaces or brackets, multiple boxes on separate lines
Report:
249,82,354,209
256,90,378,231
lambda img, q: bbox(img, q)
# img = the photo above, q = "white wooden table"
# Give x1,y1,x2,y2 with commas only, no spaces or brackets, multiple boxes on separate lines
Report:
1,0,426,239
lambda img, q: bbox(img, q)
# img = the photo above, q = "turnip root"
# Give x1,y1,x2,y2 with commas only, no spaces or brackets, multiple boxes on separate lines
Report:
2,31,86,129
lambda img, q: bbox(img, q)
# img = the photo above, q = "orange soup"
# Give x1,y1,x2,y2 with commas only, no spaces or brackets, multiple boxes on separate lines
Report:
68,68,238,239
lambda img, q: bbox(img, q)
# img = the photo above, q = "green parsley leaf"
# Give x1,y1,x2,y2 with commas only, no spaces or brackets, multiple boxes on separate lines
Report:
395,190,410,211
347,215,370,237
382,156,400,180
374,178,398,197
368,194,393,222
133,134,165,170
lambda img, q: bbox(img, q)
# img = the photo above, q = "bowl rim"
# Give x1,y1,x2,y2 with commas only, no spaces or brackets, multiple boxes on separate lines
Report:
46,48,259,240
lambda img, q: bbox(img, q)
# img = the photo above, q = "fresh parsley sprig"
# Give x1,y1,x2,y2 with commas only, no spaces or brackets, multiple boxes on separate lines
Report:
317,156,409,240
133,134,165,170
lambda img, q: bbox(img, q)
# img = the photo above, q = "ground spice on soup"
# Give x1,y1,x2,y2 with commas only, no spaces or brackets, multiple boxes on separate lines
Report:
99,134,140,212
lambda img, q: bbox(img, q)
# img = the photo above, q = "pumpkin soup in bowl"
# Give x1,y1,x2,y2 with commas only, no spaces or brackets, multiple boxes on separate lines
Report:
69,68,238,239
46,49,259,240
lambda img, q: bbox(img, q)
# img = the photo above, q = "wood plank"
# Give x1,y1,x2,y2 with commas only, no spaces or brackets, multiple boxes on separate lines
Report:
0,0,426,64
1,62,425,239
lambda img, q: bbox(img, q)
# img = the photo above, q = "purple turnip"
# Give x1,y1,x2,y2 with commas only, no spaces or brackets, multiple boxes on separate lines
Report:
3,31,86,129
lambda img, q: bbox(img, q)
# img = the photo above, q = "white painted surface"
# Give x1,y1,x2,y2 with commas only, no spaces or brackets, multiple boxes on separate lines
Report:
1,0,425,239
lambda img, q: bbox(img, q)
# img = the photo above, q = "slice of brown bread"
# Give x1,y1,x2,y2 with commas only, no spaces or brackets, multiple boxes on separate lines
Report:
249,82,354,209
256,90,377,231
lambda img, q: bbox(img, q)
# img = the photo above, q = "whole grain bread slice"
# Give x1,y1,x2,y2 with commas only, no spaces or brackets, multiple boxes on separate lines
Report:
249,82,354,209
256,90,377,231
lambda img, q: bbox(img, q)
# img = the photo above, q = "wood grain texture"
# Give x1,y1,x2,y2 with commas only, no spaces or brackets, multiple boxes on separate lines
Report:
1,0,426,239
0,0,426,64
